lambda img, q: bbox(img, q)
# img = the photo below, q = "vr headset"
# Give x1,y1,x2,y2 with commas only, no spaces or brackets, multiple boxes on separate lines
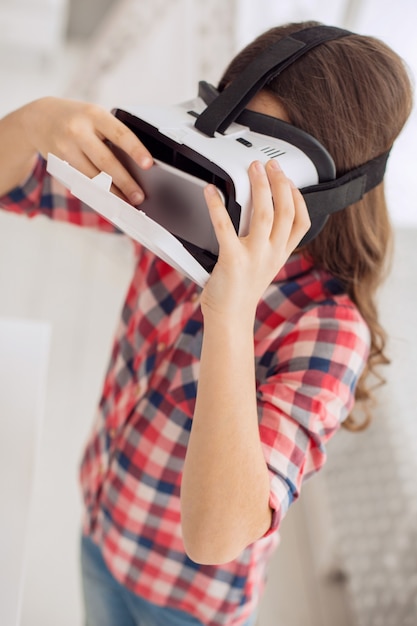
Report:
110,24,390,273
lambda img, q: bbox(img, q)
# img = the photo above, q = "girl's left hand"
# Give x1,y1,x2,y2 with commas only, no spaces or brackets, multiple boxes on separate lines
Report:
201,159,311,323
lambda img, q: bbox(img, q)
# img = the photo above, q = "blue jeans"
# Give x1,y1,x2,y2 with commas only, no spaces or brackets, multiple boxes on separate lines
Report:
81,535,258,626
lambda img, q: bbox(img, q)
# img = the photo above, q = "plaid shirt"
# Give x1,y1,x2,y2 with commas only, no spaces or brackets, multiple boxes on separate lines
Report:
1,156,370,626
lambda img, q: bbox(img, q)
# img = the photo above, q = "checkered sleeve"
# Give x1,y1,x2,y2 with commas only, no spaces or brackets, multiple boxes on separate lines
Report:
257,300,370,535
0,154,117,232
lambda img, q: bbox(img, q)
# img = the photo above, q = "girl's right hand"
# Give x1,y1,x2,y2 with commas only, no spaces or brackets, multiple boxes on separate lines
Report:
22,96,153,205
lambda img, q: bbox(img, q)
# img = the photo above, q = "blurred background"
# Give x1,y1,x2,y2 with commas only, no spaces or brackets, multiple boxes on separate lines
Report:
0,1,416,625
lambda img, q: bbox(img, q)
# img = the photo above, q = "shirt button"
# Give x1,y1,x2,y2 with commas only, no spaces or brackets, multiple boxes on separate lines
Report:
156,341,166,352
190,292,200,303
109,428,116,439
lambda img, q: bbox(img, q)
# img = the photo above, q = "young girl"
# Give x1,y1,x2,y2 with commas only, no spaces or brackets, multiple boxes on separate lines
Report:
0,20,412,626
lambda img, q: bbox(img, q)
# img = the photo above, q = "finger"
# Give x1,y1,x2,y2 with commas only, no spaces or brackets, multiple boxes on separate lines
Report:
247,161,275,243
203,184,237,253
266,160,297,246
65,150,101,181
95,109,153,169
81,135,147,205
268,165,311,254
285,184,311,251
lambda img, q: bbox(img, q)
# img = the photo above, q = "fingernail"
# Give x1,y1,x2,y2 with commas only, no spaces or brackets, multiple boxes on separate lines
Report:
205,184,218,196
130,190,144,205
141,156,153,168
253,161,265,173
269,159,282,170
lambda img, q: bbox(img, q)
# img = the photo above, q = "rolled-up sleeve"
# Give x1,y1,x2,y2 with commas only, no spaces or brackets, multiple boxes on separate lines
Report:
257,300,370,535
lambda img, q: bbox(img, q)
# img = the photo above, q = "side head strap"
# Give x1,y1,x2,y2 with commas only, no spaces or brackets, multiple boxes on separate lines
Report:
301,150,391,216
194,25,351,137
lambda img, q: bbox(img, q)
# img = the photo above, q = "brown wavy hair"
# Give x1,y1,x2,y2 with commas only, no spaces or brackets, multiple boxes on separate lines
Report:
219,21,413,430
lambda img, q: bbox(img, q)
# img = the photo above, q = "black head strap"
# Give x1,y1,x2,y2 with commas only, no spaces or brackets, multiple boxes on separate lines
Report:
194,25,351,137
301,150,390,217
297,150,390,244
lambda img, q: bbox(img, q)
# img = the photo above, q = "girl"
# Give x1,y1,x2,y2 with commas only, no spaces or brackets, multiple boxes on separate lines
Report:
0,20,412,626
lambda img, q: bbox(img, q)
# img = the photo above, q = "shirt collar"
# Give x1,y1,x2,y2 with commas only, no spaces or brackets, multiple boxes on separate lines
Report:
274,251,314,283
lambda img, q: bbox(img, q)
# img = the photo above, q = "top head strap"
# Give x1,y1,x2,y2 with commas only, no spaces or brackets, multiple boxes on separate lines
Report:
194,25,351,137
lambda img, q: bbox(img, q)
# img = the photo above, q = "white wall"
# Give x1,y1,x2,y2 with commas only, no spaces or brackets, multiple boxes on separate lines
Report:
0,0,69,52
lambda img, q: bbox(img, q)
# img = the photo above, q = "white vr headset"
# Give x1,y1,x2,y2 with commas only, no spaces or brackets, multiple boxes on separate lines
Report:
108,25,390,272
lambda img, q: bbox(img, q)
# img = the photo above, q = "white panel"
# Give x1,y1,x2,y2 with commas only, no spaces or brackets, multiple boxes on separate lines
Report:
0,319,50,626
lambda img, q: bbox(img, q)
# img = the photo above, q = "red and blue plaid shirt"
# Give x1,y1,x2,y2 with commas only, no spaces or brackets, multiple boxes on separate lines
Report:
1,156,370,626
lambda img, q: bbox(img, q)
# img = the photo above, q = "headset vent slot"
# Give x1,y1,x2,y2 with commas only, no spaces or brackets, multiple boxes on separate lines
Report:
260,146,286,158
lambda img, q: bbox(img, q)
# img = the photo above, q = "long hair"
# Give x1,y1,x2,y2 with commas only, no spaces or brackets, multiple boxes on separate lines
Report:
219,21,413,430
